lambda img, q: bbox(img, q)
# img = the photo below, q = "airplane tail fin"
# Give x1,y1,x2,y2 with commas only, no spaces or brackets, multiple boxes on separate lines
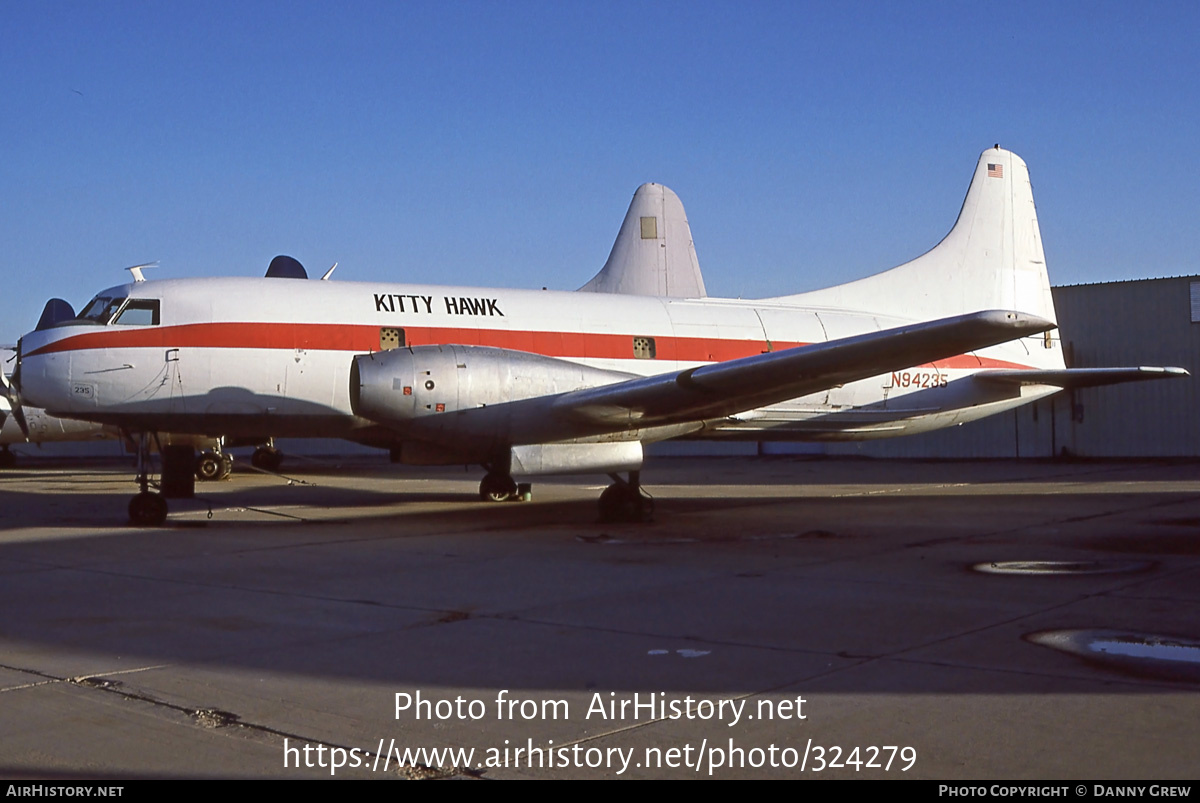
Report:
778,147,1057,326
579,183,708,298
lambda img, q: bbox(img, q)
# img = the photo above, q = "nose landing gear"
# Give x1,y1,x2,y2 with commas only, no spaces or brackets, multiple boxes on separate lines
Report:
128,433,168,527
129,490,168,526
126,436,198,526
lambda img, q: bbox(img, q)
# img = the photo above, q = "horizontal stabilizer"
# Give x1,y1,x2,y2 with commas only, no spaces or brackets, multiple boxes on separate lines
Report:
554,310,1056,429
974,366,1189,389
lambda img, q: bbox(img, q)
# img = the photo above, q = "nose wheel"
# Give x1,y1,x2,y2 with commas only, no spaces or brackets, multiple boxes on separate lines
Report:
128,432,169,527
129,491,168,526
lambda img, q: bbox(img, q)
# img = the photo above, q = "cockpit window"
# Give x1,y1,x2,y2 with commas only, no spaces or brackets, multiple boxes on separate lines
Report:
113,299,160,326
75,295,161,326
78,296,125,324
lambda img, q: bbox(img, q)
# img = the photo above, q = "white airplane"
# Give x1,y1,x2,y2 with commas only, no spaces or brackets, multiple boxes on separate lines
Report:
0,386,242,477
11,147,1186,525
2,368,256,478
0,390,114,468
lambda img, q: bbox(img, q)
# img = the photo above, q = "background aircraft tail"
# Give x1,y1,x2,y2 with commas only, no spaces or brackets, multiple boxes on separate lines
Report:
579,183,708,298
776,147,1058,326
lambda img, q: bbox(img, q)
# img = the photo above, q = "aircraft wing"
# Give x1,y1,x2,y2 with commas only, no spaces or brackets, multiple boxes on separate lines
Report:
973,366,1189,389
552,310,1055,430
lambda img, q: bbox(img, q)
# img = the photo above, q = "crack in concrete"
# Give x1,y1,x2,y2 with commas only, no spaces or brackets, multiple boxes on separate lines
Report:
0,663,476,779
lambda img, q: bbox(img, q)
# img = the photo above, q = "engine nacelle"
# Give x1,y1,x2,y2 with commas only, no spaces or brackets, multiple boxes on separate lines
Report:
350,345,634,434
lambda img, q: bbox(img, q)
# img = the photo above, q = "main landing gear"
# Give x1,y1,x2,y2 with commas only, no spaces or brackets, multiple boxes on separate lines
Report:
195,447,233,481
479,471,532,503
251,443,283,472
0,447,16,469
479,471,517,502
598,470,653,523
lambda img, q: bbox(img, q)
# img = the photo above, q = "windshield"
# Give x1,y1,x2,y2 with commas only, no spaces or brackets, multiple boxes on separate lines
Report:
77,296,126,324
73,295,160,326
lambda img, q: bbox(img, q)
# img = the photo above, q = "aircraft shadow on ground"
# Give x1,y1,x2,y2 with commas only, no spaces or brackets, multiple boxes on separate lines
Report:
2,463,1199,696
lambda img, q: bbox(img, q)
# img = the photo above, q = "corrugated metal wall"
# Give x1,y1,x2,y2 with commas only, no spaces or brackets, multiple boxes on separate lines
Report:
1052,276,1200,456
761,276,1200,458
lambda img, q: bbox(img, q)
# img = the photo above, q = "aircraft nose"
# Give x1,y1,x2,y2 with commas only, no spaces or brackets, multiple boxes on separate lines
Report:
12,335,51,411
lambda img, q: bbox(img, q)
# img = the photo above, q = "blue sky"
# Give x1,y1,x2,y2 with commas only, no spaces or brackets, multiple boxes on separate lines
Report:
3,1,1198,345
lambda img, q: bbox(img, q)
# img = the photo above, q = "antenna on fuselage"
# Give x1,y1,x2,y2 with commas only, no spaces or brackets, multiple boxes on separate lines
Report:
125,262,159,282
320,262,338,280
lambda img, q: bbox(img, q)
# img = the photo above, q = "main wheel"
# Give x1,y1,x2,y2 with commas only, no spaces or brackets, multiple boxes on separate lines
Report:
251,446,283,472
195,451,223,481
598,483,649,523
479,473,518,502
128,492,168,527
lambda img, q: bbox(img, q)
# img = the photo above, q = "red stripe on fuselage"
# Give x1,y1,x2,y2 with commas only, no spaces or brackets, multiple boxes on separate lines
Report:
24,321,1035,369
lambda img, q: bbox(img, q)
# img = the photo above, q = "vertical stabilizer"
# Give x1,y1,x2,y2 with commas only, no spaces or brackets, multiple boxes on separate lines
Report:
778,147,1057,324
579,183,707,298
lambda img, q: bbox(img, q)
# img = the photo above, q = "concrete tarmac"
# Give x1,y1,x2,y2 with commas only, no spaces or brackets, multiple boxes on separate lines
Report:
1,455,1198,779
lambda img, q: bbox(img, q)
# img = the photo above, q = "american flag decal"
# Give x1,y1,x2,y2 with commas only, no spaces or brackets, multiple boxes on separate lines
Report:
988,163,1003,178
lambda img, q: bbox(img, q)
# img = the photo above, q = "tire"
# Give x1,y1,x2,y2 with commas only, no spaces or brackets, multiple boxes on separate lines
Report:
252,447,283,472
598,484,646,523
195,453,222,481
128,492,168,526
479,473,517,502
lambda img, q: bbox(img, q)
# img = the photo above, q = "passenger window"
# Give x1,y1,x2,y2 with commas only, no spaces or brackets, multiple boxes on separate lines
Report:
114,299,160,326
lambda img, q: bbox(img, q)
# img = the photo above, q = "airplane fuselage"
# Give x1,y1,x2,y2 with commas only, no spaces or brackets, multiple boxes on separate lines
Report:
18,275,1061,456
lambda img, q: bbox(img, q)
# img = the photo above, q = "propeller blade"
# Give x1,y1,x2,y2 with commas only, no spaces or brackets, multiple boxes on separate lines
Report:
9,401,29,440
4,340,30,439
